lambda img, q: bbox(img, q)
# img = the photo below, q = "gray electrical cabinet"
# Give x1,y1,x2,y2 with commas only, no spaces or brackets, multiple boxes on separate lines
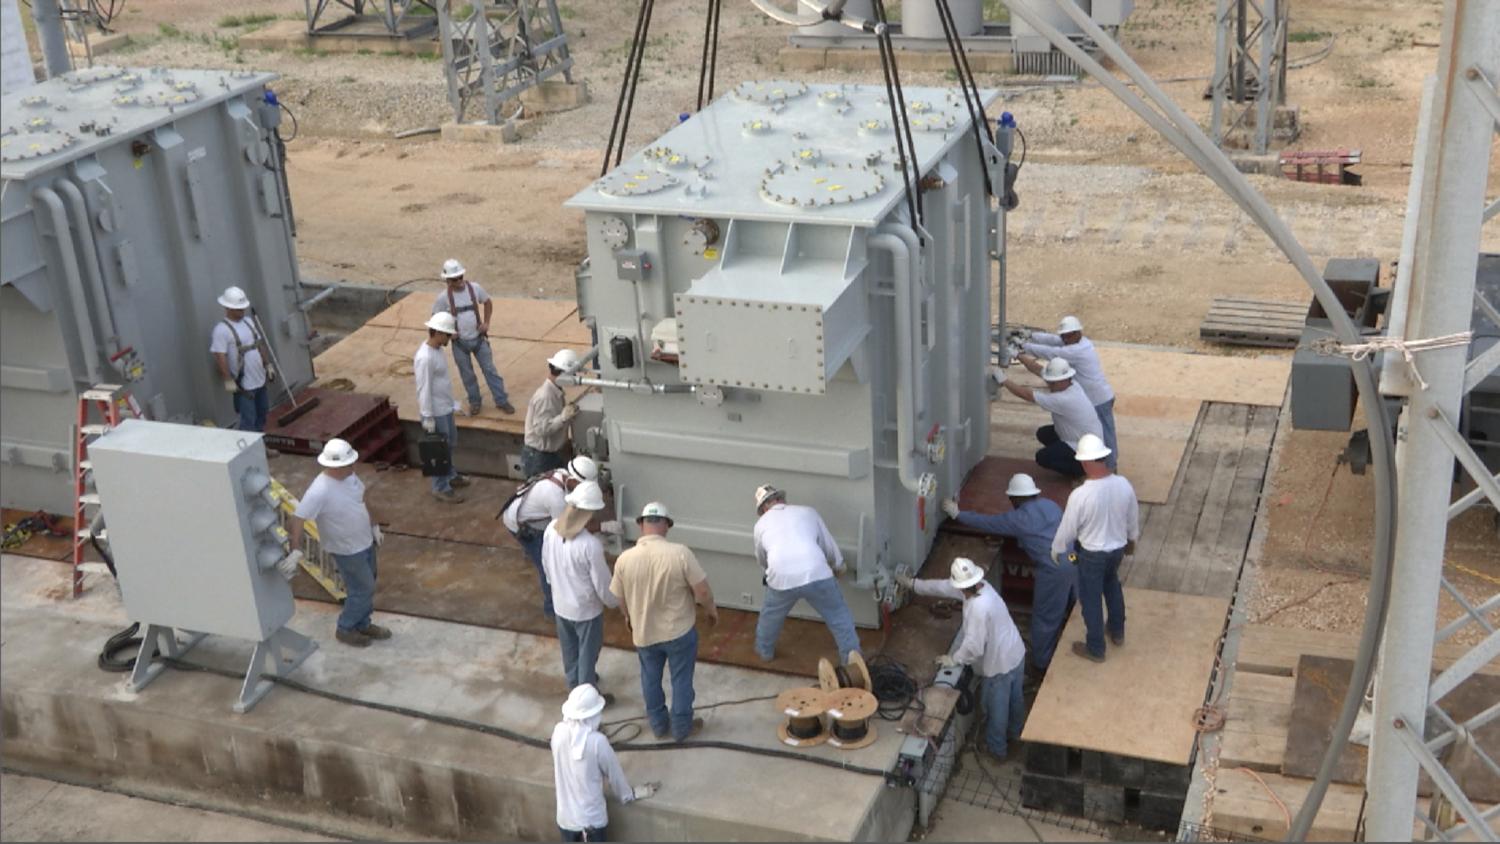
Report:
566,81,1007,626
1,66,314,515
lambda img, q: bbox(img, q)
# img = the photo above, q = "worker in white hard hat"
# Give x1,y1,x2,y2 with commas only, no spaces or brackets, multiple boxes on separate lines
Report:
551,683,659,842
416,311,470,503
210,286,274,434
1018,315,1118,470
1051,433,1139,664
542,481,620,701
994,356,1103,478
289,439,389,648
431,259,516,417
500,455,600,619
750,484,861,665
898,558,1027,761
523,347,583,478
941,473,1074,673
609,502,718,742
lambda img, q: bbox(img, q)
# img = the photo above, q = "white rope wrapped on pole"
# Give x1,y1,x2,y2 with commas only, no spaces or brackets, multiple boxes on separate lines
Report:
1307,332,1474,391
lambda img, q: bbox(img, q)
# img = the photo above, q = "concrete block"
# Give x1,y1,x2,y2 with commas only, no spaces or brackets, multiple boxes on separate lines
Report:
1080,749,1104,781
1139,758,1191,793
1020,772,1084,817
68,32,130,57
1228,153,1282,176
518,80,589,114
238,19,439,56
1083,782,1125,824
1096,753,1145,786
777,46,828,72
1136,789,1186,831
441,121,521,145
1024,742,1071,778
822,47,886,71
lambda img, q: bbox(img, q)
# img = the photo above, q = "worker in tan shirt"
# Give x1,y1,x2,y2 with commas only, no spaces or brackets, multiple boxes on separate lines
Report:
609,502,717,742
524,348,580,478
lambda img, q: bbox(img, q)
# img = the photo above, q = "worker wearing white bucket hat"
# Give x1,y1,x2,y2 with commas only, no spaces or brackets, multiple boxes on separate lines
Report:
1052,433,1139,664
542,481,619,699
550,683,658,841
898,558,1027,761
209,286,273,433
289,439,389,648
1018,315,1119,469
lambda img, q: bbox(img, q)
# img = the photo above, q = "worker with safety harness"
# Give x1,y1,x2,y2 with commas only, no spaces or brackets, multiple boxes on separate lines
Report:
500,456,599,620
431,258,515,417
524,348,582,478
210,286,274,433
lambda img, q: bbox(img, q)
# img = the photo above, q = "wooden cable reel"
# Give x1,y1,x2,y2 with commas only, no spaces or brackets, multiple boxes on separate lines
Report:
775,687,829,747
817,650,872,695
824,687,878,750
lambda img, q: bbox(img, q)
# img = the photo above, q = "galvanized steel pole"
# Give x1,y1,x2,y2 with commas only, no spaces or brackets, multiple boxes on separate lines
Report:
28,0,71,78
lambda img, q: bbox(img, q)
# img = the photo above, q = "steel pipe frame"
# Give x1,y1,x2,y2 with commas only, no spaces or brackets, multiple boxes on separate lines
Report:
436,0,574,125
1209,0,1287,154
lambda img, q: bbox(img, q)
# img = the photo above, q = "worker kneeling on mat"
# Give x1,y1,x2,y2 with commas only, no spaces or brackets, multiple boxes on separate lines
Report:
994,357,1103,479
750,484,861,665
552,684,658,842
899,557,1028,762
289,439,390,648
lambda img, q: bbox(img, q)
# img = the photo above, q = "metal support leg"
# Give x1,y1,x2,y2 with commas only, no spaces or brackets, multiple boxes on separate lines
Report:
127,625,206,692
234,627,318,714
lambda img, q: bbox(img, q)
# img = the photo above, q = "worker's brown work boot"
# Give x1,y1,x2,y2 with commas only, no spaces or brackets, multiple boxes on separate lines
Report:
432,489,466,504
498,402,516,415
336,629,371,648
358,623,392,640
1071,642,1104,663
673,717,705,743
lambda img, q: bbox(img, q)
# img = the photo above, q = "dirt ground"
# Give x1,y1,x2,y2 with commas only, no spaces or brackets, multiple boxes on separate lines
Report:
23,0,1499,636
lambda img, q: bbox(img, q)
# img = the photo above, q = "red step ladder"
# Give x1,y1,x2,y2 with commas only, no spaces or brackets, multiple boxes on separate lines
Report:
72,384,140,597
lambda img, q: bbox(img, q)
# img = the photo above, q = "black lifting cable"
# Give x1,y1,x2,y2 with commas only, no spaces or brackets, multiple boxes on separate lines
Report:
695,0,724,111
601,0,656,177
97,628,889,778
875,0,924,234
933,0,993,196
706,0,723,104
870,0,922,233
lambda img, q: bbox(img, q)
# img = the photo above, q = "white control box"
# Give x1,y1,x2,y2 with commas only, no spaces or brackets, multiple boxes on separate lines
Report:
88,420,294,642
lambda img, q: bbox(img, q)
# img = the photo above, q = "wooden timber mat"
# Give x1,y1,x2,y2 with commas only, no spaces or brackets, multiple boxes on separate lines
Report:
1282,654,1500,802
990,345,1291,504
282,455,982,679
311,295,592,435
1020,587,1229,765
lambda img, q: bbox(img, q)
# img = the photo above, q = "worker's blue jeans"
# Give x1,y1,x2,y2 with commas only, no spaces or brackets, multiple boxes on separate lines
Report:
1035,425,1084,478
556,613,604,689
450,335,508,411
637,627,698,740
1076,546,1126,658
331,544,378,633
754,576,861,663
430,413,458,493
234,385,269,433
1095,398,1118,470
1029,557,1078,672
980,663,1027,758
559,825,608,842
521,445,567,480
509,526,554,618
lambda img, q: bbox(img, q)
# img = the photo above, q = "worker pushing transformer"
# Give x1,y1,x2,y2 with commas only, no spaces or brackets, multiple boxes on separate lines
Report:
994,357,1104,478
751,484,862,665
1018,315,1119,469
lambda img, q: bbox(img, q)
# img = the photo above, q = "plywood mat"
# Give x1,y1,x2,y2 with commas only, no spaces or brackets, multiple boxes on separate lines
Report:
313,296,591,434
1020,587,1229,765
989,346,1290,504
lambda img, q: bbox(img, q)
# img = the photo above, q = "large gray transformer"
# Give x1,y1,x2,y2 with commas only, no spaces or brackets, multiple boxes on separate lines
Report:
0,67,313,514
566,81,1008,627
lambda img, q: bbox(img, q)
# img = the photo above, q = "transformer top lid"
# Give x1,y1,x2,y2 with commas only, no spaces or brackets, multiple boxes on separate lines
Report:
0,66,276,180
566,81,1000,228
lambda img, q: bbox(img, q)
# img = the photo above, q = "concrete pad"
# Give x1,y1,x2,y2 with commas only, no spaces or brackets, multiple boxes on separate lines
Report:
0,773,337,842
0,554,915,841
441,121,522,145
519,81,589,114
238,19,439,57
68,32,130,58
777,46,829,72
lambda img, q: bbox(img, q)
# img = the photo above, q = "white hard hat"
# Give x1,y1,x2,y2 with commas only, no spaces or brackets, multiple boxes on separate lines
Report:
1041,357,1076,382
1058,315,1084,334
949,557,986,590
561,683,607,720
566,455,598,482
317,438,359,468
217,286,250,309
636,501,673,525
1075,433,1112,462
440,258,466,279
565,480,606,511
548,348,580,371
754,483,784,510
425,311,458,334
1006,473,1041,498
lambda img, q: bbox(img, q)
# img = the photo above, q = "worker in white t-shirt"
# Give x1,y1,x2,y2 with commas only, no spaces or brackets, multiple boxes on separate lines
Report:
750,484,860,665
430,258,515,417
415,311,469,503
1020,315,1118,469
209,286,272,433
1052,434,1140,664
289,439,388,648
995,357,1103,478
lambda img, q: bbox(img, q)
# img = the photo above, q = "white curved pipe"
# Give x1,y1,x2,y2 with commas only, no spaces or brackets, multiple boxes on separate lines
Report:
878,221,928,423
871,231,923,493
564,375,693,395
34,186,100,383
56,179,121,357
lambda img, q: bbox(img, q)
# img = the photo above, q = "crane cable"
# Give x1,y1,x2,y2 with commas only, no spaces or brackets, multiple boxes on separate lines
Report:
695,0,724,111
870,0,923,234
600,0,656,177
933,0,995,197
